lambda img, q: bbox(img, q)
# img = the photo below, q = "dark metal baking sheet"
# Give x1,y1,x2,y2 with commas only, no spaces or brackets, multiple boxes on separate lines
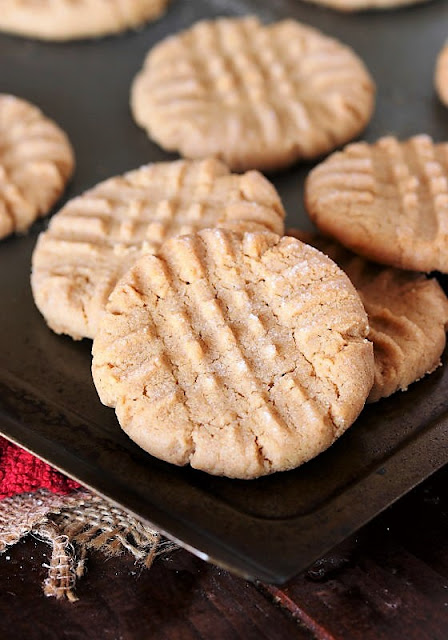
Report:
1,0,448,585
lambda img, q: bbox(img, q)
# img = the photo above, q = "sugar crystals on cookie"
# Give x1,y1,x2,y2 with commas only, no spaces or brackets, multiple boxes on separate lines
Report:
92,229,374,479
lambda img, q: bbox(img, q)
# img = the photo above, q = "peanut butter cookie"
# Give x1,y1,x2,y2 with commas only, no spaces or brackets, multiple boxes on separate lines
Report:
31,159,284,340
290,230,448,402
131,16,375,171
0,94,74,240
435,43,448,107
92,229,374,478
306,135,448,273
0,0,168,41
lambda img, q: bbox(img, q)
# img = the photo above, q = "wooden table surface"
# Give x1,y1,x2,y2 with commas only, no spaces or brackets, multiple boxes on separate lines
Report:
1,465,447,640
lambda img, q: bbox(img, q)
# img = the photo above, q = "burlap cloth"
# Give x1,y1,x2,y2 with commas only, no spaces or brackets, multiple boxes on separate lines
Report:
0,437,177,601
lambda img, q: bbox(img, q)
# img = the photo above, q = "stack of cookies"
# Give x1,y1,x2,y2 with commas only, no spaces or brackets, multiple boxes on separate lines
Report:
30,155,376,479
21,15,448,479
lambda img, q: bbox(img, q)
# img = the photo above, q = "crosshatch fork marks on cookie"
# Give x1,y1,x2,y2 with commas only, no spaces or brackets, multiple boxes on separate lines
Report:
0,94,74,239
131,16,375,171
31,159,285,340
305,135,448,273
92,229,374,479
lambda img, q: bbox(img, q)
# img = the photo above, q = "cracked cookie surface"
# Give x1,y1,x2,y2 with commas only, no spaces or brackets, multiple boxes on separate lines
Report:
31,158,284,340
290,230,448,402
131,16,375,172
0,0,168,41
92,228,374,479
305,135,448,273
0,94,74,240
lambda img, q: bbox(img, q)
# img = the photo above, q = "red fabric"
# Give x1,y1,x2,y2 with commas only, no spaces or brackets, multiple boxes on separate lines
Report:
0,436,81,499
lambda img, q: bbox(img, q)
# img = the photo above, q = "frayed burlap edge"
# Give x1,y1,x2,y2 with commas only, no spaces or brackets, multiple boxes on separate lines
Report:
0,489,177,602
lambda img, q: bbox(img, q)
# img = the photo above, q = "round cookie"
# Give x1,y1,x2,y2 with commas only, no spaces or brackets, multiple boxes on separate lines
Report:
305,135,448,273
301,0,430,11
31,158,285,340
435,43,448,107
131,16,375,172
0,0,168,41
0,95,74,240
289,230,448,403
92,228,374,479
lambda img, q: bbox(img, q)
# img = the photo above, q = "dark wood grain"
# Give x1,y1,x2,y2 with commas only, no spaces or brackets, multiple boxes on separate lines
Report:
264,467,448,640
0,541,311,640
0,467,447,640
